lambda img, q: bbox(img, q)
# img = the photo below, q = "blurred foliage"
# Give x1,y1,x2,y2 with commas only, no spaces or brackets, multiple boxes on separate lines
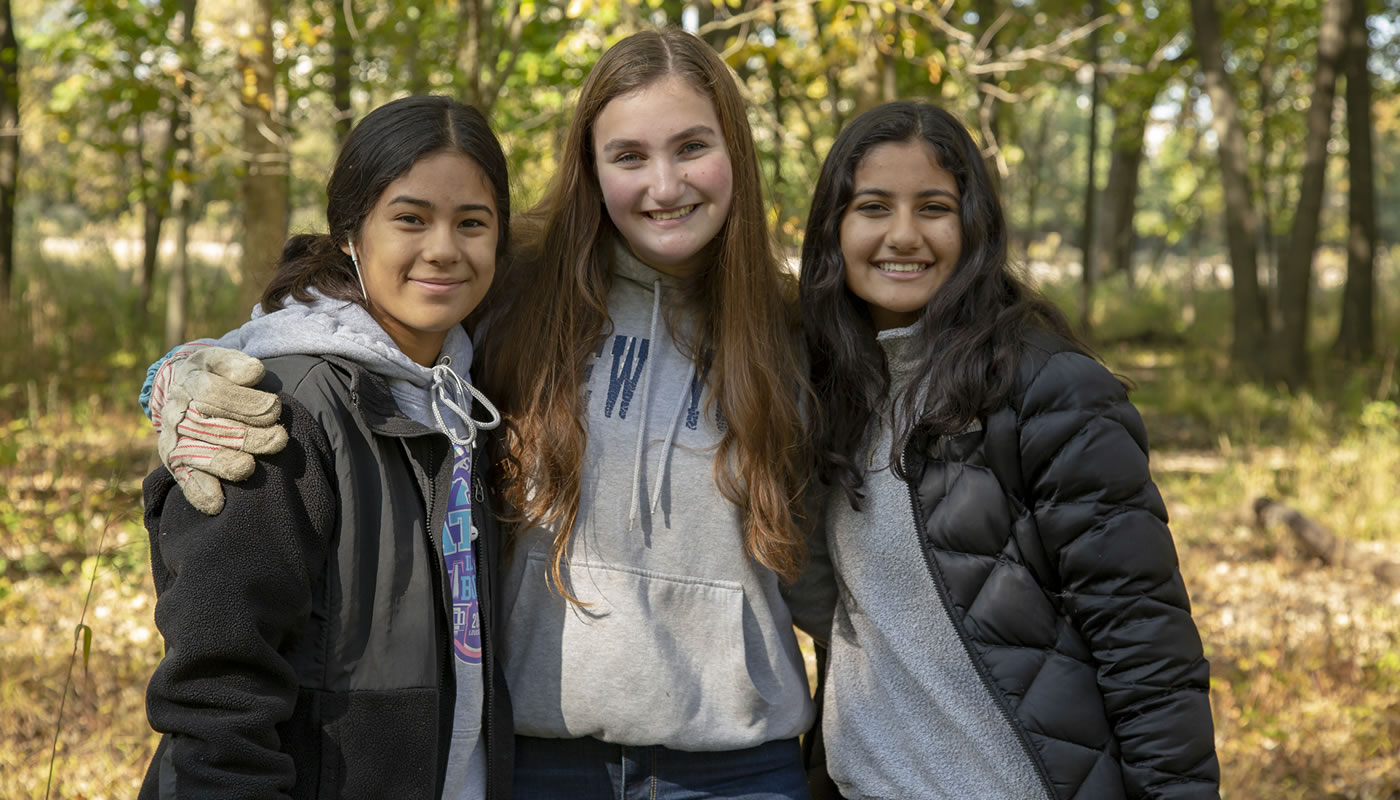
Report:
4,0,1400,797
9,0,1398,261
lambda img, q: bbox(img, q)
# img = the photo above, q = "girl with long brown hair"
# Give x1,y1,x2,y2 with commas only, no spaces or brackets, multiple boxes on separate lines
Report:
474,29,815,798
140,30,817,799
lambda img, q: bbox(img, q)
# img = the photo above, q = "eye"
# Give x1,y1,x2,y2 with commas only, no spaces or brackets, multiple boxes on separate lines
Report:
613,151,642,165
459,218,487,230
680,141,708,156
395,213,425,225
855,201,888,214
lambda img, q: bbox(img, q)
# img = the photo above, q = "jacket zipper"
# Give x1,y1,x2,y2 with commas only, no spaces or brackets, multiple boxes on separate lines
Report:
470,441,498,800
901,442,1057,800
414,434,455,792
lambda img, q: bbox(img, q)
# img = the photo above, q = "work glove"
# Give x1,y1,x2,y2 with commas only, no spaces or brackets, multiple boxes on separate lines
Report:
148,344,288,515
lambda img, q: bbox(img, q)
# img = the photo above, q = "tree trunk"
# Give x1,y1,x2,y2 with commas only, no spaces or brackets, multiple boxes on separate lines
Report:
331,0,354,142
404,0,429,95
0,0,19,308
1333,0,1376,361
1077,0,1102,338
1189,0,1270,373
1253,14,1278,295
810,4,845,133
454,0,525,115
141,107,180,315
238,0,288,310
1099,94,1150,284
975,0,1002,190
1276,0,1348,386
457,0,483,107
164,0,197,350
1021,96,1052,256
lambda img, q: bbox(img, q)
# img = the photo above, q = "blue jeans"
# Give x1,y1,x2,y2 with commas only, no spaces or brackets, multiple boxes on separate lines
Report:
513,734,812,800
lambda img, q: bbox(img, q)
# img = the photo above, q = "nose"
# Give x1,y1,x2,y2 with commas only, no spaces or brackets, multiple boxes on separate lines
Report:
649,161,685,207
885,208,919,251
423,221,462,266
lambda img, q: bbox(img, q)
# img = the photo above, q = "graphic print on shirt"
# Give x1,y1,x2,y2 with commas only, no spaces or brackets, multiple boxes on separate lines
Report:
441,444,482,664
583,334,725,430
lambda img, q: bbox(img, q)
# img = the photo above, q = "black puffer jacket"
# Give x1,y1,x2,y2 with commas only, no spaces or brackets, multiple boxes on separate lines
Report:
141,354,514,799
900,331,1219,799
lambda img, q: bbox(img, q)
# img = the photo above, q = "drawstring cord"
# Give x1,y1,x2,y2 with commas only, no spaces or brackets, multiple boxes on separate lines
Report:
650,385,688,514
627,280,663,531
430,356,501,448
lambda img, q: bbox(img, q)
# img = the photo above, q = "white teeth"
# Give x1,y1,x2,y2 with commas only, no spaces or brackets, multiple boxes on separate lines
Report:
876,262,930,273
647,205,696,221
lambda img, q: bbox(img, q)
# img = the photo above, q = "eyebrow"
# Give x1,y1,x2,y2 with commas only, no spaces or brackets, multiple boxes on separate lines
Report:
599,124,719,155
386,195,495,217
851,187,959,201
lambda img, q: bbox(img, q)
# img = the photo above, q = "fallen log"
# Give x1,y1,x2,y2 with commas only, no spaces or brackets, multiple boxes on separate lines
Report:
1252,496,1399,585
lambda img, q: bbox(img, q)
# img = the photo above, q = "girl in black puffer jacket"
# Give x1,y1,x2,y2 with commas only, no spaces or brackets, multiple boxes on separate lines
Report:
795,101,1220,800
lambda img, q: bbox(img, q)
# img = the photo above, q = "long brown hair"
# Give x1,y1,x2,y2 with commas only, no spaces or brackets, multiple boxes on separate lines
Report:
475,30,811,596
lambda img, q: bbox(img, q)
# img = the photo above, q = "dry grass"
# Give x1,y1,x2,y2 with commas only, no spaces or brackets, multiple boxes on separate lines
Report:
2,255,1398,798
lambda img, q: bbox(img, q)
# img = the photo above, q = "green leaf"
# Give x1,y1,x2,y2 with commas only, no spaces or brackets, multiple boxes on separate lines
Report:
75,623,93,679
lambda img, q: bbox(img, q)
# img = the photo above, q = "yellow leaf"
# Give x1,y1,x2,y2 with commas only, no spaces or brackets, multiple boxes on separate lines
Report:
927,60,942,84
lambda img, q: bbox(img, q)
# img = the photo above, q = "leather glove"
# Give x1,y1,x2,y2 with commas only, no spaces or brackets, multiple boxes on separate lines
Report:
149,344,288,515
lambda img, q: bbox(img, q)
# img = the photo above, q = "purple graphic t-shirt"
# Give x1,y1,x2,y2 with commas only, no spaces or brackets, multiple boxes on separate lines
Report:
442,443,482,664
440,442,487,798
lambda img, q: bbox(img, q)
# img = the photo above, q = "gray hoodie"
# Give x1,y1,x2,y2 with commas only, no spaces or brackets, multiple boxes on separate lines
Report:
500,241,814,750
201,291,493,800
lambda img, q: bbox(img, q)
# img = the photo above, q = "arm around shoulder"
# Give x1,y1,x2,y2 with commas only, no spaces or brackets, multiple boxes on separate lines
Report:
142,393,337,799
1016,350,1220,799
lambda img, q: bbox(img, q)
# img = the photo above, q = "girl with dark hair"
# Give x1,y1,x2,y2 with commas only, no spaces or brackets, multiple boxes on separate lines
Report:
797,100,1219,799
140,32,815,799
139,95,514,799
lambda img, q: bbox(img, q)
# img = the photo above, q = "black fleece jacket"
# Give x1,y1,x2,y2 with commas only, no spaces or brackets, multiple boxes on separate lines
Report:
140,354,513,799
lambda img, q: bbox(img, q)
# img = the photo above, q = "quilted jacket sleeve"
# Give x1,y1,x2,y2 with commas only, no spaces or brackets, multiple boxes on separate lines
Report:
1015,350,1219,799
142,394,337,799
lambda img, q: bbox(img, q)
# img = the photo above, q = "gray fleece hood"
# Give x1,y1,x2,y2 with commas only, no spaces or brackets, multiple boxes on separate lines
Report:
209,289,498,444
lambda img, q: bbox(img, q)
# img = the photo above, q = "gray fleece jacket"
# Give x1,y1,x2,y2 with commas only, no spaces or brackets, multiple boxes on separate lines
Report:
822,322,1043,800
500,240,814,750
198,291,493,800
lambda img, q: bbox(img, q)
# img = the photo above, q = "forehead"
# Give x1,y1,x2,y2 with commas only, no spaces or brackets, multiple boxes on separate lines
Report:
853,139,958,195
377,150,496,208
592,75,722,146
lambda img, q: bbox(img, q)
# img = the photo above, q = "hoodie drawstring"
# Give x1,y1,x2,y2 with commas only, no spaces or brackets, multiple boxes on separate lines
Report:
650,384,689,515
430,357,501,447
627,280,663,530
626,280,699,528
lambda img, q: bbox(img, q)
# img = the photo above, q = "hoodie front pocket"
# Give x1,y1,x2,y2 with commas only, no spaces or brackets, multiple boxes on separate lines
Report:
503,550,787,749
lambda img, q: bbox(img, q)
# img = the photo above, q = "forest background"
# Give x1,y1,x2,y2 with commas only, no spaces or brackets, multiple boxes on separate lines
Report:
0,0,1398,797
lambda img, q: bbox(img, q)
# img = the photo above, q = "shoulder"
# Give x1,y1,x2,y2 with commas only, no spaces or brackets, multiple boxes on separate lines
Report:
1008,329,1127,420
256,355,350,402
256,354,398,425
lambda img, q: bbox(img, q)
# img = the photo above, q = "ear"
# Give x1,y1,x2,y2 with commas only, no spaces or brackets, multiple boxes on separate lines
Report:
339,240,353,258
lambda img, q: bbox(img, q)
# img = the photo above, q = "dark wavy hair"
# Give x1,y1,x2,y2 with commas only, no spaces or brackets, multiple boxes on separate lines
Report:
800,100,1080,509
260,95,511,312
